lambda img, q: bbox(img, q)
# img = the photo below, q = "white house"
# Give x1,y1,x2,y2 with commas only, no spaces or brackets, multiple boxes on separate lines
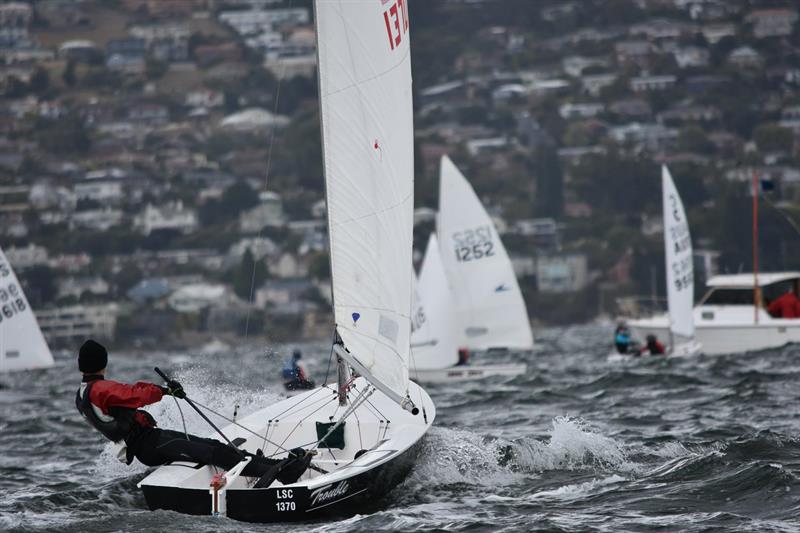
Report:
168,283,229,313
38,304,118,342
135,201,198,236
239,191,285,233
73,180,123,203
4,243,48,269
70,208,124,231
536,253,589,293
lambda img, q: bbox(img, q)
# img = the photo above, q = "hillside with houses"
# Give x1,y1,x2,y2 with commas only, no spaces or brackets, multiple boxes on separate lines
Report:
1,0,799,348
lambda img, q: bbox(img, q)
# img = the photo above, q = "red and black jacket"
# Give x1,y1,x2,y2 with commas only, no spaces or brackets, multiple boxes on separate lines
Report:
75,375,163,445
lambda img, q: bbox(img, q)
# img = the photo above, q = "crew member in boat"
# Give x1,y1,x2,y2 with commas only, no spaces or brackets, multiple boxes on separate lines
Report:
614,323,632,354
644,334,666,356
75,339,309,482
767,281,800,319
283,349,315,391
456,348,470,366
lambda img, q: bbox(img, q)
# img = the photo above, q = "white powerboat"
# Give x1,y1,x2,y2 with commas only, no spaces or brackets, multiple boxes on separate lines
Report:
630,271,800,355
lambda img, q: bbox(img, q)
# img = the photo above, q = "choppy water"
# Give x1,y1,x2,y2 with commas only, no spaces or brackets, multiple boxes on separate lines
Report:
3,325,800,532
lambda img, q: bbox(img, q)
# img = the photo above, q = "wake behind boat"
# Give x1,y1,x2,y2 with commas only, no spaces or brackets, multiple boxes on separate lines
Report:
139,0,434,522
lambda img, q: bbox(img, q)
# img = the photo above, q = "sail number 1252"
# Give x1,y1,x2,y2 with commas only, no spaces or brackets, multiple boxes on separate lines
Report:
452,225,495,263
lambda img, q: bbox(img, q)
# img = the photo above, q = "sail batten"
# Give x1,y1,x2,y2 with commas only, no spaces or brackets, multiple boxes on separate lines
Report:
316,0,415,401
438,155,534,351
0,247,54,372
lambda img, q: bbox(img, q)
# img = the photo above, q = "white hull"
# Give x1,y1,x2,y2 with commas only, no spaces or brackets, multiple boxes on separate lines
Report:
606,339,701,362
629,312,800,355
413,363,527,383
139,377,434,521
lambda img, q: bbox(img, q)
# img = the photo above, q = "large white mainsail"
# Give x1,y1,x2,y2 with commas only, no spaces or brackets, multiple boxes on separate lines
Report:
317,0,414,403
411,233,459,369
662,165,694,341
0,246,53,371
438,155,534,351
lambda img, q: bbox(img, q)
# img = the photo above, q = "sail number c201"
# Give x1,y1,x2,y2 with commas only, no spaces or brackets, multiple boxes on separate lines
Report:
452,225,496,263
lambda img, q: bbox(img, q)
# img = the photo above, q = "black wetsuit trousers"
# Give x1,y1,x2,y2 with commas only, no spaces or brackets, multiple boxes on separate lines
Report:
128,428,275,477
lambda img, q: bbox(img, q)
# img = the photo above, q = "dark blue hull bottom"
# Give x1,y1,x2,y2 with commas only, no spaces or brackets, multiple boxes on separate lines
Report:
141,441,421,523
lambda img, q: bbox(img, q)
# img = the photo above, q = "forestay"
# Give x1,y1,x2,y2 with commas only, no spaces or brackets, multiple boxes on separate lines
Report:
316,0,414,401
0,247,53,372
662,165,694,340
411,234,460,370
438,155,534,351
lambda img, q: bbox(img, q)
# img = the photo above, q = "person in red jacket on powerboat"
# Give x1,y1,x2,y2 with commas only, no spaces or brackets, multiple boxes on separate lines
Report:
767,281,800,319
75,339,307,482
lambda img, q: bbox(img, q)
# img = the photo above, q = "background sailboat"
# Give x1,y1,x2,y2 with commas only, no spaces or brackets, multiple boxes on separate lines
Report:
660,165,702,356
411,233,526,381
0,246,54,372
411,233,460,371
437,155,534,353
138,0,434,522
625,166,701,357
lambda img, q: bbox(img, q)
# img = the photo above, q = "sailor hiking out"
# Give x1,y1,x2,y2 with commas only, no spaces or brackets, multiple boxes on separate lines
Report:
75,339,309,484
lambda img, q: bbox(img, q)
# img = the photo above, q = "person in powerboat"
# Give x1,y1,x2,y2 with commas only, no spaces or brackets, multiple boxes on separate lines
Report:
282,349,315,391
767,280,800,318
75,339,309,483
456,348,470,366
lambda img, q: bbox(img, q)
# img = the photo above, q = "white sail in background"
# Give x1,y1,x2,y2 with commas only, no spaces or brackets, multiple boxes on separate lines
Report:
662,165,694,340
438,155,534,351
411,234,460,370
316,0,414,401
0,247,53,372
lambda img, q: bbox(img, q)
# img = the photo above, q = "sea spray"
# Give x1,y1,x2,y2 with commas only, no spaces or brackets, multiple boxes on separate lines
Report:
511,416,632,473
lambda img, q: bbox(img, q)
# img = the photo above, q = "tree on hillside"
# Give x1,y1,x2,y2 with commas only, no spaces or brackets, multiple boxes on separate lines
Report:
532,146,564,218
233,248,269,300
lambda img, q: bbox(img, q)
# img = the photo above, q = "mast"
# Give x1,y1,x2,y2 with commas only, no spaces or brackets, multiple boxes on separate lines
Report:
752,169,760,325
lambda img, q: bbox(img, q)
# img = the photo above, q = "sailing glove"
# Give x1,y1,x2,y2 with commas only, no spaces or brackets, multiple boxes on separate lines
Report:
163,380,186,399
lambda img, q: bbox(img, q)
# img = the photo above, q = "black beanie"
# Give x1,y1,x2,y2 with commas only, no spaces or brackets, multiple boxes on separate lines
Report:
78,339,108,373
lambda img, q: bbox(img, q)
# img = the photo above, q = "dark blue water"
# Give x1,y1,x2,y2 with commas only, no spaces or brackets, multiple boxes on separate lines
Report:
2,325,800,532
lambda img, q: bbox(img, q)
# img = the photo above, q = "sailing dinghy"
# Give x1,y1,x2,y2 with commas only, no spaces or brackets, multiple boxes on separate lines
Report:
0,246,54,372
139,0,434,522
437,155,534,359
411,234,526,382
625,166,702,357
